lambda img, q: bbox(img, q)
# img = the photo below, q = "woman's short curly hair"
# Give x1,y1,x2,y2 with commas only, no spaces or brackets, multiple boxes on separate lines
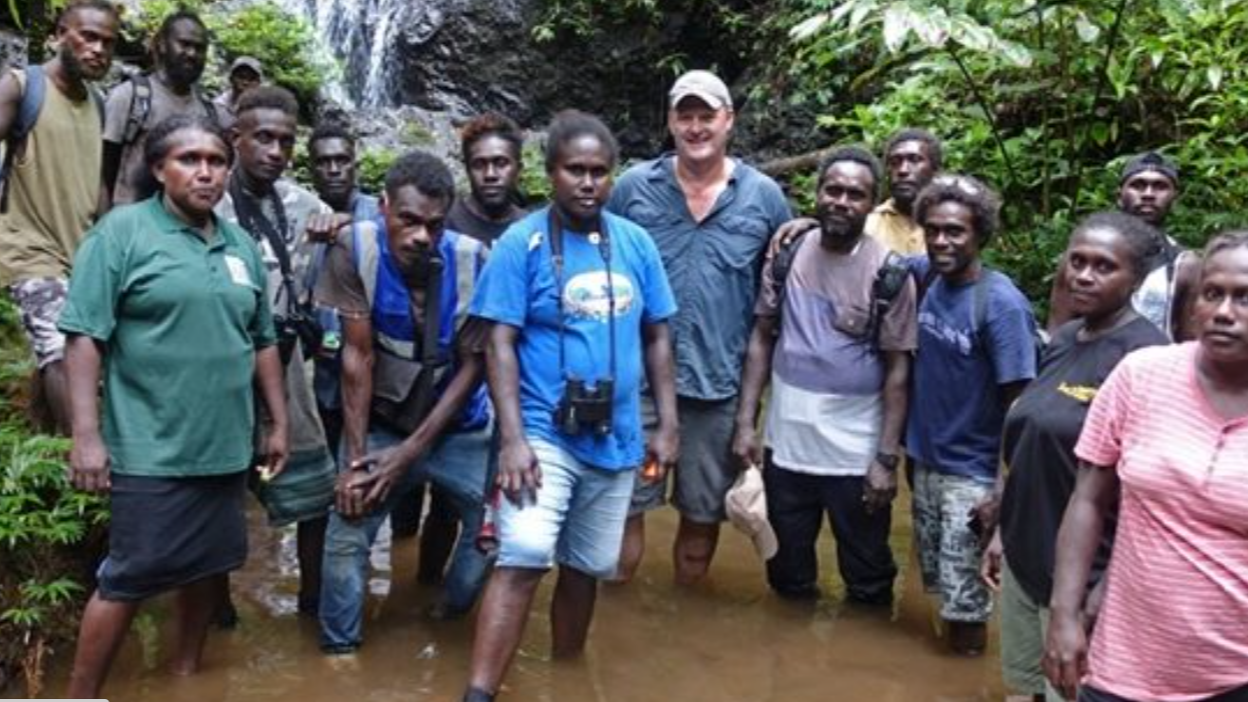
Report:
914,173,1002,246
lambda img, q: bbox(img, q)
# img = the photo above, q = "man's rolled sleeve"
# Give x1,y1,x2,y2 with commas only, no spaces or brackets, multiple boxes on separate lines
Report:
314,233,370,319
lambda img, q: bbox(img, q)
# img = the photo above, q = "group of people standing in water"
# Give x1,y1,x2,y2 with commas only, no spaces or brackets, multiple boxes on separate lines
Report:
0,3,1244,701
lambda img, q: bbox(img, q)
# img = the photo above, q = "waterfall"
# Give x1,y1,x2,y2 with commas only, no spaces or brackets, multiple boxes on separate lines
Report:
271,0,401,107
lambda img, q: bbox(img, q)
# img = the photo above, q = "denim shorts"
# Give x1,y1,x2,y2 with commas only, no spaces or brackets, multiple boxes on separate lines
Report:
495,438,634,579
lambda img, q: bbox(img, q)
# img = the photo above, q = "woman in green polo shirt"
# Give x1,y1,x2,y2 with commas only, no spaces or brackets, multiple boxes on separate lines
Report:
59,114,289,698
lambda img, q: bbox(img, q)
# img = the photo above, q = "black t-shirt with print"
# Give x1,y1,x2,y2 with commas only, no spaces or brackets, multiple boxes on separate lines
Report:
999,316,1167,605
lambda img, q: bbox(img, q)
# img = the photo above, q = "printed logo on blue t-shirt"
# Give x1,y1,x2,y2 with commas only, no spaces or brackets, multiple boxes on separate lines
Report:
564,271,636,321
918,310,974,356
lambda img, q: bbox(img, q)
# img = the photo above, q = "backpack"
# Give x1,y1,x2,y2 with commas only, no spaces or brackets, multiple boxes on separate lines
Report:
122,73,219,145
769,230,911,345
0,65,105,212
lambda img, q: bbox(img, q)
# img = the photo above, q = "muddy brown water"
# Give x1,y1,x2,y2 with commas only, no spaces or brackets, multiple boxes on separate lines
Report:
21,491,1005,702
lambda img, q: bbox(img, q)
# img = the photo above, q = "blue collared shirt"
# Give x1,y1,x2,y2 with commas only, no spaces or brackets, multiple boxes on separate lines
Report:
608,154,791,400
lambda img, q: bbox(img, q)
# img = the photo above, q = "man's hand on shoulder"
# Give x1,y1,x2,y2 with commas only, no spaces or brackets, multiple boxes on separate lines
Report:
768,217,819,258
306,212,354,244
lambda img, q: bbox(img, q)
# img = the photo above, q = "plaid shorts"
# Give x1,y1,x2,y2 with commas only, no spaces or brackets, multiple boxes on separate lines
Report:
8,277,69,368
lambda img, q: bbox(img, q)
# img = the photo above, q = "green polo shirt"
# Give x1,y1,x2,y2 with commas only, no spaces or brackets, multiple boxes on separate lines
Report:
59,197,277,477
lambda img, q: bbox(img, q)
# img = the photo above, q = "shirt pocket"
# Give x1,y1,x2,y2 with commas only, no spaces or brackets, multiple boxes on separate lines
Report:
832,301,873,340
710,215,769,272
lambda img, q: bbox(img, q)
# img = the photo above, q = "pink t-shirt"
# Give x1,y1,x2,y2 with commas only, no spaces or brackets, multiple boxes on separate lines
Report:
1075,342,1248,701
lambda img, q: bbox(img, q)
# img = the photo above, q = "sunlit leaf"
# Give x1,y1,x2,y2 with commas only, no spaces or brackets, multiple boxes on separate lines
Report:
789,13,830,41
849,0,878,32
1075,13,1101,42
998,40,1033,68
910,5,950,47
951,16,994,53
1208,65,1224,90
882,4,912,52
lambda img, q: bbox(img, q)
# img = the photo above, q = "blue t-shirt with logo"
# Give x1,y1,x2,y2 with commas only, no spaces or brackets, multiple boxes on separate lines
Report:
905,257,1038,482
470,207,677,471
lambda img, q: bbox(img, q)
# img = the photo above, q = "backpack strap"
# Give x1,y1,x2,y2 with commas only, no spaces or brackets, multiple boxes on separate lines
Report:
198,90,220,127
1,65,48,213
122,74,153,145
867,250,911,345
769,228,809,332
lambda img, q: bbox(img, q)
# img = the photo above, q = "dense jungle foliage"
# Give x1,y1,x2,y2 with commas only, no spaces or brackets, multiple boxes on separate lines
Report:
535,0,1248,303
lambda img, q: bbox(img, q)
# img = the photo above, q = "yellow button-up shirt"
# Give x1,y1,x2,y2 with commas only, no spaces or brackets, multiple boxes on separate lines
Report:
865,199,925,255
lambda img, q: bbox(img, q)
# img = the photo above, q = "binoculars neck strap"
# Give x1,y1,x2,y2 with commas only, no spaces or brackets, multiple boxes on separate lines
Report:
548,207,617,387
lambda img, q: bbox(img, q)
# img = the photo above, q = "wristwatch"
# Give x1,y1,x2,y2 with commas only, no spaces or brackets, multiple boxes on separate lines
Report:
874,452,900,472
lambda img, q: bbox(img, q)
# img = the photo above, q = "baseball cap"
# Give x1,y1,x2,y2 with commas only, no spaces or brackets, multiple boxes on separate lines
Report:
229,56,264,80
669,70,733,111
725,465,777,561
1120,151,1179,186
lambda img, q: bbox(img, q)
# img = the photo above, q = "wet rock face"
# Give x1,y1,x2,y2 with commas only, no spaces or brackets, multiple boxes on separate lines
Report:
288,0,689,156
281,0,808,161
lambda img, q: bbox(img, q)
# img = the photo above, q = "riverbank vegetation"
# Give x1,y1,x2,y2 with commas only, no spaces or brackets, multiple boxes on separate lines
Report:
533,0,1248,303
0,299,108,696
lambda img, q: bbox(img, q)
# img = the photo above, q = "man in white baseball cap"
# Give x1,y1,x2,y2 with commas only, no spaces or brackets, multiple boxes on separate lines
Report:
608,69,791,586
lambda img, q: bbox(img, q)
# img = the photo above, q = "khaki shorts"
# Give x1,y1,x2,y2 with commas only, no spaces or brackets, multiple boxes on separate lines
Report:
1000,560,1064,701
9,277,69,369
629,395,738,523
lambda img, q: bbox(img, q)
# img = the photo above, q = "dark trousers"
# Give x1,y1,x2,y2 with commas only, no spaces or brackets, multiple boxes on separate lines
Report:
1079,684,1248,702
763,462,897,604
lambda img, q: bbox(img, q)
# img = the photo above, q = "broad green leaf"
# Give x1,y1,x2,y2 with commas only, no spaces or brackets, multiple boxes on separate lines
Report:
951,16,994,53
1208,65,1224,90
999,39,1034,68
849,0,878,32
1151,50,1165,69
1075,13,1101,42
882,4,913,52
911,5,950,47
789,13,829,41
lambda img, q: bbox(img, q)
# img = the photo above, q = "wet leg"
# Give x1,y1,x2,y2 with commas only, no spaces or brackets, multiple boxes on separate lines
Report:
418,487,459,584
297,515,328,615
466,566,546,695
41,360,71,435
551,565,598,658
66,591,140,698
613,514,645,583
673,518,719,585
170,575,222,675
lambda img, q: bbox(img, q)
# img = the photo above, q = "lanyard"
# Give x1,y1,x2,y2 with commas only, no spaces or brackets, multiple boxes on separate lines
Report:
548,207,617,383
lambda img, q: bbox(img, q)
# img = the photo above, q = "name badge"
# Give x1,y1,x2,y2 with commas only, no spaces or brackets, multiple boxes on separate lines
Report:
224,255,254,287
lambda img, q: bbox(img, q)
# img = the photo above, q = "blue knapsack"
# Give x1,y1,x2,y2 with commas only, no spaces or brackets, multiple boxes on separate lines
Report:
1,64,105,212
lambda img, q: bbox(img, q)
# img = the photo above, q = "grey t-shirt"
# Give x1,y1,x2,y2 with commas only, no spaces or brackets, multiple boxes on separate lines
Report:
104,75,216,205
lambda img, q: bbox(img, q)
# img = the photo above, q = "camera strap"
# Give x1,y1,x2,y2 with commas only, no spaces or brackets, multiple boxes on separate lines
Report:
548,207,617,384
229,174,301,312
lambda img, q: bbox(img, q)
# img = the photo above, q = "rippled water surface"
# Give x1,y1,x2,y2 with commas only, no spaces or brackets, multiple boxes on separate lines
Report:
20,491,1005,702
